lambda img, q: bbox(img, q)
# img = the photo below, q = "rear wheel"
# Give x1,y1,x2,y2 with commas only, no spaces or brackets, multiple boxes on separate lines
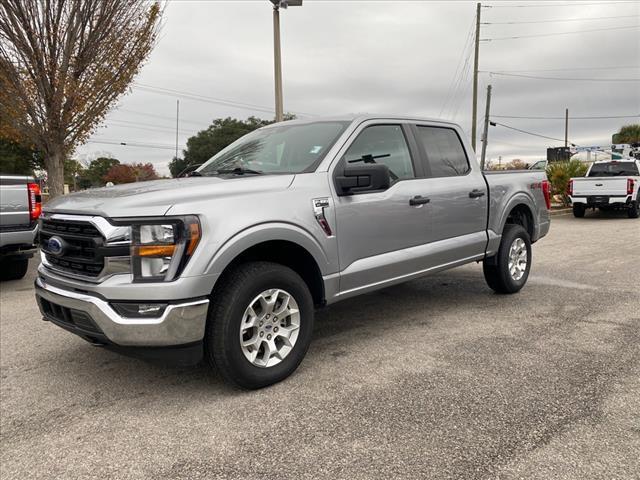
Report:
205,261,314,389
483,224,532,294
628,201,639,219
0,257,29,281
573,203,586,218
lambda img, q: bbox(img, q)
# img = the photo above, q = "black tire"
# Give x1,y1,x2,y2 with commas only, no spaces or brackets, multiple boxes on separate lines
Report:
628,201,639,219
205,261,314,389
0,257,29,281
483,224,532,294
573,203,586,218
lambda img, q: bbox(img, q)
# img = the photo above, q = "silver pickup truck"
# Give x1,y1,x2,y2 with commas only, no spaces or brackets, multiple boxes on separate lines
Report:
35,115,550,388
0,175,41,280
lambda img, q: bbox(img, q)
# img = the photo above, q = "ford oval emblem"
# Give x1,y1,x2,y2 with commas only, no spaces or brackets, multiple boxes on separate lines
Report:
47,236,64,256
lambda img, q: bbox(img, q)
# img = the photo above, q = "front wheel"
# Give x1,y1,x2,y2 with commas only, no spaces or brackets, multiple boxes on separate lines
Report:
483,224,532,294
205,261,314,389
573,203,586,218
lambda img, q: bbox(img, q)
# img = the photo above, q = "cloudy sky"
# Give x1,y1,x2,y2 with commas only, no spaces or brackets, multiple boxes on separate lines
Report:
75,0,640,174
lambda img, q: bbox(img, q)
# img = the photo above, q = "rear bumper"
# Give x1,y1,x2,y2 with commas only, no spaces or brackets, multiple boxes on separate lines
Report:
34,276,209,348
570,195,633,207
0,223,38,256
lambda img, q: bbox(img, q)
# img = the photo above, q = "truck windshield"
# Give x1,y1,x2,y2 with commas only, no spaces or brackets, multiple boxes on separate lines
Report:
588,161,639,177
198,121,350,176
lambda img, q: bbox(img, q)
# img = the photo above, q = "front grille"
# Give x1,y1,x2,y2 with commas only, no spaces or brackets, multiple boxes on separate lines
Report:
40,219,105,277
39,298,103,335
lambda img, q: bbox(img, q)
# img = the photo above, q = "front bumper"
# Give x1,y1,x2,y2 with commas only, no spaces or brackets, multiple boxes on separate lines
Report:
35,276,209,347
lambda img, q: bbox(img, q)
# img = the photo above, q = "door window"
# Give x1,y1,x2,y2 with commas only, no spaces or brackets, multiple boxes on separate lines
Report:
416,126,470,177
343,125,415,184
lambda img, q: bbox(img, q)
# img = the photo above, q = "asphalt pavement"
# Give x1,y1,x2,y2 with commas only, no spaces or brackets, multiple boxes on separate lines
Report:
1,212,639,479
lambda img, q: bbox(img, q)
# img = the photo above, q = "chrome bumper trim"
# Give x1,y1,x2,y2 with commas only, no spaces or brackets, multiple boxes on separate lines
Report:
35,277,209,347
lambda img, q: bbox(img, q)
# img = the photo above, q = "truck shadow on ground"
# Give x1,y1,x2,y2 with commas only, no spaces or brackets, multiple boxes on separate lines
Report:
570,208,635,220
49,267,492,393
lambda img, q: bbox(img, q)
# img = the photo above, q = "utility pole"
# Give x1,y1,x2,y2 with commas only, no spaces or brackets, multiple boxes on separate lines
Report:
272,5,284,122
564,108,568,148
175,99,180,161
480,84,492,170
471,2,481,151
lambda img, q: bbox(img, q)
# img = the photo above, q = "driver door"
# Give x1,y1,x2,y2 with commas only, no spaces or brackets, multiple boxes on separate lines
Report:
332,122,433,296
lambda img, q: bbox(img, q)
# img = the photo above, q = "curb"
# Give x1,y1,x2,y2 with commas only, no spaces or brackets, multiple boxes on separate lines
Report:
549,208,572,216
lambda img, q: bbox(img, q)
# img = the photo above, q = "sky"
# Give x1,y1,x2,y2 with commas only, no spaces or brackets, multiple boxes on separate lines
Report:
75,0,640,175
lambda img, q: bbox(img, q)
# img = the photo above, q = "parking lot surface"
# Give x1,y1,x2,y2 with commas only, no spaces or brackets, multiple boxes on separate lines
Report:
1,213,639,479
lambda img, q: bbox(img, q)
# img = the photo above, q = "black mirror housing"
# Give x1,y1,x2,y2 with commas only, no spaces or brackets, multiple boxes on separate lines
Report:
336,163,390,196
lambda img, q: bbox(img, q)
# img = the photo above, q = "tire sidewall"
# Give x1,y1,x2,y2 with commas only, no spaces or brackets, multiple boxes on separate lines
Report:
497,225,532,293
211,263,314,388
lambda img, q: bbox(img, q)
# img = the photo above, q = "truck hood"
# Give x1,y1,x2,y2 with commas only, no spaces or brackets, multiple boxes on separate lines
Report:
44,175,295,218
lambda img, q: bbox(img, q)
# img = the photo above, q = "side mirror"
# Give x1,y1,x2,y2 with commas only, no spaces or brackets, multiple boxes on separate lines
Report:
335,163,390,196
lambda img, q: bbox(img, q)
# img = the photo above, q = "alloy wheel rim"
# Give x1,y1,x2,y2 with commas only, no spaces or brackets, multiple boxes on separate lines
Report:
239,288,301,368
508,237,528,281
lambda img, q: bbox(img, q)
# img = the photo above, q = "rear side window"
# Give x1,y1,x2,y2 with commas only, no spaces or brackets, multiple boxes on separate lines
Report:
588,161,639,177
343,125,415,184
415,126,470,177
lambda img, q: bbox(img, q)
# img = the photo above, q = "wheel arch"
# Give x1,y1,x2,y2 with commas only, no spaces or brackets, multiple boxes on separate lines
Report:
205,224,330,307
496,193,536,240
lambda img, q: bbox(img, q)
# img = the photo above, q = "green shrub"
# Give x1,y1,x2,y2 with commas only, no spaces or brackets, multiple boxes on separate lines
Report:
546,159,588,207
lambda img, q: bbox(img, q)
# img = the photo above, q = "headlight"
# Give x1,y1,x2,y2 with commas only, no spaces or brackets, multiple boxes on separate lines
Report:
129,216,201,282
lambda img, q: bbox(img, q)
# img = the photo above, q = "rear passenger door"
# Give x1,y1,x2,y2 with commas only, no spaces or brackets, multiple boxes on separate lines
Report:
412,124,488,265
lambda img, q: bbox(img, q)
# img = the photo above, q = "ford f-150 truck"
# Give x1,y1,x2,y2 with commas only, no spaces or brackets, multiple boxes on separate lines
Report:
0,175,41,280
569,159,640,218
35,115,550,388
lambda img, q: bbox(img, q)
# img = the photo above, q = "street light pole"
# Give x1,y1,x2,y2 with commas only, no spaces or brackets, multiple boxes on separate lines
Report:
269,0,302,123
272,5,283,122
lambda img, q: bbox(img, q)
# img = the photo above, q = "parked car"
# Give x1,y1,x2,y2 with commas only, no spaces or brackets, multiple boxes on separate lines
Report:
35,115,550,388
528,160,547,171
568,159,640,218
0,175,41,280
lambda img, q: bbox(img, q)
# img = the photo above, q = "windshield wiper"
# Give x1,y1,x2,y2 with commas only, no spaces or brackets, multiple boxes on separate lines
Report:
347,153,390,164
211,167,264,175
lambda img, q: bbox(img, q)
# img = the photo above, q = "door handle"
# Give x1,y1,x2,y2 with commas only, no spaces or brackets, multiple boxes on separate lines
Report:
409,195,430,206
469,189,485,198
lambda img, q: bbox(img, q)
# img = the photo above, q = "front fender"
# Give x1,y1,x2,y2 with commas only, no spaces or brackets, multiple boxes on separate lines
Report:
203,222,334,278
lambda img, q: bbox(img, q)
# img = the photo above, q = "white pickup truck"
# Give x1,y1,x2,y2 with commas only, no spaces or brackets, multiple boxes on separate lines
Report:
569,159,640,219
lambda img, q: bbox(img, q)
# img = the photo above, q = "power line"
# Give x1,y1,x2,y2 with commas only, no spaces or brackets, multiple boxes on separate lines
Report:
484,2,639,8
133,83,314,117
485,71,640,81
114,107,204,127
492,114,639,120
481,24,639,41
106,119,196,135
440,15,476,118
483,14,640,24
86,140,185,150
491,121,578,145
481,65,640,73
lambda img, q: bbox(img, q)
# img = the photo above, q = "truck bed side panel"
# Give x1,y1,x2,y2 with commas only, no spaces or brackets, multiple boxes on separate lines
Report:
483,170,550,255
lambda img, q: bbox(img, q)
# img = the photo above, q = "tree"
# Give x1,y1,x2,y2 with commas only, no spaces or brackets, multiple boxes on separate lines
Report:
0,1,163,198
63,158,85,188
172,114,298,178
505,159,528,170
168,156,190,178
85,157,120,186
612,124,640,144
182,117,272,168
546,159,589,207
0,138,42,175
104,162,159,184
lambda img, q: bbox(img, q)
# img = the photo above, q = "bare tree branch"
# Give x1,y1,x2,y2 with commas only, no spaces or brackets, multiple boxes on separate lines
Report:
0,0,163,198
